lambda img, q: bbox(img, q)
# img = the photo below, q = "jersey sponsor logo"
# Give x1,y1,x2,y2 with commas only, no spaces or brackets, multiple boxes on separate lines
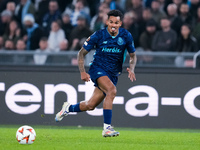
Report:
102,47,122,53
117,37,124,45
103,41,107,44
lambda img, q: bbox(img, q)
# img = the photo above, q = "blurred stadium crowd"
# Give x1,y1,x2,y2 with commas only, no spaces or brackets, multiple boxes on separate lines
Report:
0,0,200,54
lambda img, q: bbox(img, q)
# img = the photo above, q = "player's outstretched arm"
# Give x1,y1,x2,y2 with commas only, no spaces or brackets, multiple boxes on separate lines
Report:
127,52,137,82
77,47,90,82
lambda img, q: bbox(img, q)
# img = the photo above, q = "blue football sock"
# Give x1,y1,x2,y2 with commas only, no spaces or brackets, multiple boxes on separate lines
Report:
103,109,112,124
69,103,82,112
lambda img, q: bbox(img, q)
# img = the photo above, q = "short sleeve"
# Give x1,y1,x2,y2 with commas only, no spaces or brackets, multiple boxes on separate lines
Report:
83,31,99,52
126,32,136,53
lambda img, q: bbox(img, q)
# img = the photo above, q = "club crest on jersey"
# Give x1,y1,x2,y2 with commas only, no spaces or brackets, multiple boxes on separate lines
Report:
117,37,124,45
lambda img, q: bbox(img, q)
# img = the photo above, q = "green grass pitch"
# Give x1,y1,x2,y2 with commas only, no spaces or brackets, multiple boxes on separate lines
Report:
0,125,200,150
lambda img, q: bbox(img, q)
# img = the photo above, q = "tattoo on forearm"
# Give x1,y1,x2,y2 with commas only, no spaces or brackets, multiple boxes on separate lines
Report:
129,53,137,72
78,48,88,72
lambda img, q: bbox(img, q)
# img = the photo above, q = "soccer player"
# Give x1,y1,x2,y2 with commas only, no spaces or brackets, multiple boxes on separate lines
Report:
55,10,137,137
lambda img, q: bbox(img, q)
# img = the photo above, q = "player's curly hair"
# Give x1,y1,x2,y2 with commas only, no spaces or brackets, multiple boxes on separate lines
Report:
107,10,123,21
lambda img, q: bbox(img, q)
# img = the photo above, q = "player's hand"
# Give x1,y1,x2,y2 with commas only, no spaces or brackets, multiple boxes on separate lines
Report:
127,68,136,82
81,72,90,82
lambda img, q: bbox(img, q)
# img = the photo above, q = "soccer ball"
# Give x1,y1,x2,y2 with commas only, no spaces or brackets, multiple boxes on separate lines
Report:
16,125,36,144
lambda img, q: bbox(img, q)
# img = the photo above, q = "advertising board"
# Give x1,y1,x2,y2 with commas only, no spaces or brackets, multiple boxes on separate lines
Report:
0,67,199,128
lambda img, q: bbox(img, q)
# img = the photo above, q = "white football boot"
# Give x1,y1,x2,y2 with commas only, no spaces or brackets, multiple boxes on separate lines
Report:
102,126,120,137
55,102,71,122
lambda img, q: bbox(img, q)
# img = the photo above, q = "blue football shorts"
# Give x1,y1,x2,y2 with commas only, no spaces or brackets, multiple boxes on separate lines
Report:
88,65,118,88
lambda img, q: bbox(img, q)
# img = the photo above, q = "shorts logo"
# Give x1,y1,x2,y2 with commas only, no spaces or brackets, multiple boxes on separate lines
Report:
97,72,103,75
117,37,124,45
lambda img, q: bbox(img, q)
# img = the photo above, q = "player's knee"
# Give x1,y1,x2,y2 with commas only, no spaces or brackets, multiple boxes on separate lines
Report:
107,86,117,99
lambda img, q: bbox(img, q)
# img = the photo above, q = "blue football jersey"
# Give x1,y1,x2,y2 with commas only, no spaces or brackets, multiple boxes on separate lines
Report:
83,27,136,76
